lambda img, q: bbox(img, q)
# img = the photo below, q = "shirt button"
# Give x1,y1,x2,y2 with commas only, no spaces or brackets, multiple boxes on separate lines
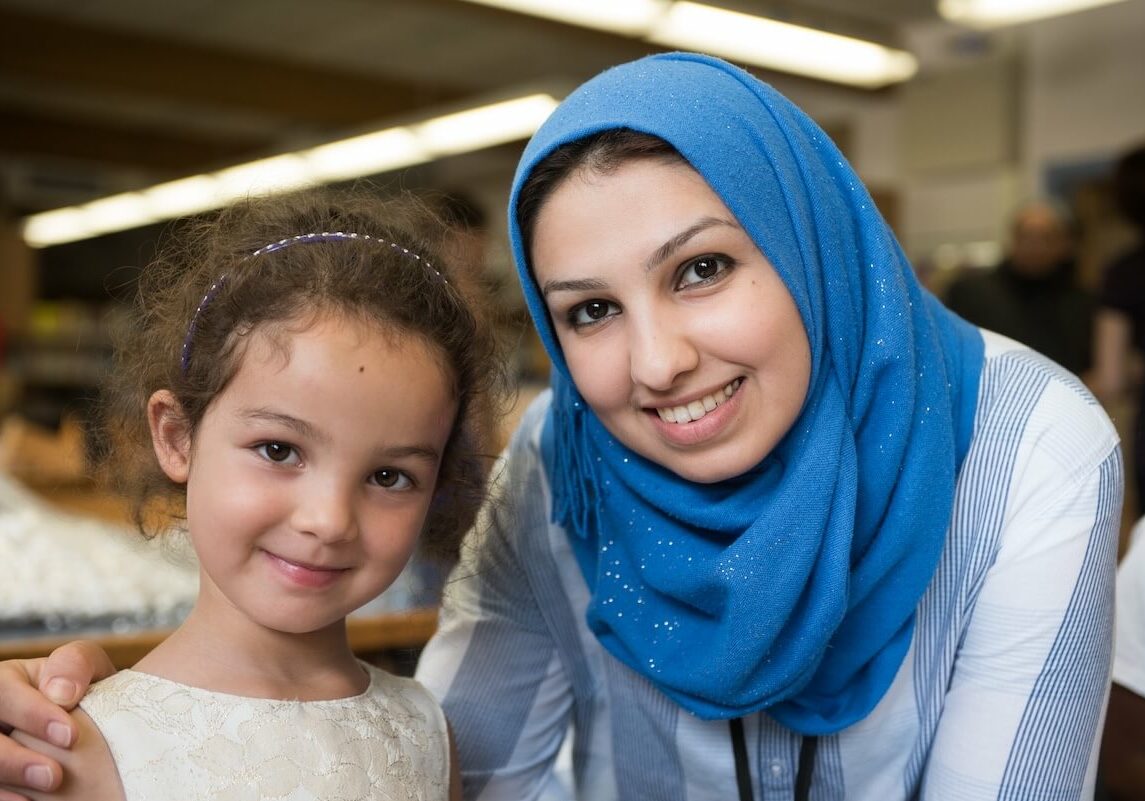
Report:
769,760,785,778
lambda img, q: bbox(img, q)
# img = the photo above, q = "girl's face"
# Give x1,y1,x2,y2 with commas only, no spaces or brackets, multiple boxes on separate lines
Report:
151,313,457,638
530,158,811,483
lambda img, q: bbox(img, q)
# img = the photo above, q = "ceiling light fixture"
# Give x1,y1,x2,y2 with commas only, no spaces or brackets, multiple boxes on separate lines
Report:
21,93,559,248
648,2,918,88
463,0,664,35
414,94,566,155
938,0,1130,27
460,0,917,88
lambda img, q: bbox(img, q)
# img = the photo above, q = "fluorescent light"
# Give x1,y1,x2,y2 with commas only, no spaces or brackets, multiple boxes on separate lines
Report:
938,0,1129,27
415,94,564,155
143,176,225,219
649,3,917,88
21,92,559,248
306,128,428,182
460,0,665,35
77,194,158,232
213,154,315,198
22,208,103,249
22,194,160,245
457,0,916,88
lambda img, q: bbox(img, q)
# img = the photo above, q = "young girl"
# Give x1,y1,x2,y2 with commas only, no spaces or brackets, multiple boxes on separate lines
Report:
5,188,501,800
0,54,1123,801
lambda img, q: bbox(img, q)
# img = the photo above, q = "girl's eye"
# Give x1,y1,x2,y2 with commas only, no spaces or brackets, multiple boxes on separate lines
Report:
678,255,731,288
370,469,414,491
568,299,619,328
257,442,298,464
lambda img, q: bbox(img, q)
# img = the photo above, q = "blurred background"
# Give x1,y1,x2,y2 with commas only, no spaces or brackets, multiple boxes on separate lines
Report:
0,0,1143,659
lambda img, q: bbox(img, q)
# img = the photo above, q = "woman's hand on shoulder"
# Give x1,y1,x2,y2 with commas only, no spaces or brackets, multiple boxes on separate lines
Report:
8,708,122,801
0,642,115,796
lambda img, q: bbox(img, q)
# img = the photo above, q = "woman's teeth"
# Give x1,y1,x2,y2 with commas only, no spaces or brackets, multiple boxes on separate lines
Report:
656,379,742,424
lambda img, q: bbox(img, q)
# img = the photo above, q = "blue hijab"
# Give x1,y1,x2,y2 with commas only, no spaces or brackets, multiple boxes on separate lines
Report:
507,53,984,735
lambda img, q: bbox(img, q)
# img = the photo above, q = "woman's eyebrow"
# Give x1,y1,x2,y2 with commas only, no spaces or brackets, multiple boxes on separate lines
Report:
538,215,739,297
644,216,738,272
540,276,609,297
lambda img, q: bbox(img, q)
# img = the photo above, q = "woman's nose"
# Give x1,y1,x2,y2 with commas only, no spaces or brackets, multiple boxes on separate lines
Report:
628,312,700,392
292,478,358,543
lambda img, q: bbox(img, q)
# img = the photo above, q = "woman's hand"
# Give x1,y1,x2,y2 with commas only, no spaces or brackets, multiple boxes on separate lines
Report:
0,643,114,799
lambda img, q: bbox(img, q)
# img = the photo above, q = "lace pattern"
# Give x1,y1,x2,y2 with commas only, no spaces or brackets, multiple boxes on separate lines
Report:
80,662,448,801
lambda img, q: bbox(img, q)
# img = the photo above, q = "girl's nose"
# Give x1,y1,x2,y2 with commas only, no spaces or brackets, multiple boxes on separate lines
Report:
628,312,700,392
292,479,358,544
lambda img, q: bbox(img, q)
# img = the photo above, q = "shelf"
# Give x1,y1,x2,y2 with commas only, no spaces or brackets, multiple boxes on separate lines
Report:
0,608,439,669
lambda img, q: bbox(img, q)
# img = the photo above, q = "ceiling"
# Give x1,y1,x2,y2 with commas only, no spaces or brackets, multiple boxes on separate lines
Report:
0,0,943,217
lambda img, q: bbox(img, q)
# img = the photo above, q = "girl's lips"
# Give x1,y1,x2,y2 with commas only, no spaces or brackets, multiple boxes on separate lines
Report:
263,550,349,589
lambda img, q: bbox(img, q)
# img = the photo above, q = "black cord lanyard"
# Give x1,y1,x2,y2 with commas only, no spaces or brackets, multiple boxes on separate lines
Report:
730,717,753,800
729,718,817,801
794,735,818,801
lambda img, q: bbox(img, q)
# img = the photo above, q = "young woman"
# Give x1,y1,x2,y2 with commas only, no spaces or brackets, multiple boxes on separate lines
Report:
0,53,1121,801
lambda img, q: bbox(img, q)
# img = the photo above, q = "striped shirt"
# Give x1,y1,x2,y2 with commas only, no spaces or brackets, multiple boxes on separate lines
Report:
417,331,1122,800
1113,520,1145,697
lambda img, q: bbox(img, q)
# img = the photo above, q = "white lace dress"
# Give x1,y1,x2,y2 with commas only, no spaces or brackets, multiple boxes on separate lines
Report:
79,661,449,801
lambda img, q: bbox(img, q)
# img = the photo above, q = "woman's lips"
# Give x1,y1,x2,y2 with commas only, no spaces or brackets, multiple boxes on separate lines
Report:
654,378,744,424
647,378,745,447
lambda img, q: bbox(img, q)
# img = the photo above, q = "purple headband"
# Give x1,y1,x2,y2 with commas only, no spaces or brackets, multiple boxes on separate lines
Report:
179,231,442,373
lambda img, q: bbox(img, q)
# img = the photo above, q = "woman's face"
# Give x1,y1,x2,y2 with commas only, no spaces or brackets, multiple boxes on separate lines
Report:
530,158,811,483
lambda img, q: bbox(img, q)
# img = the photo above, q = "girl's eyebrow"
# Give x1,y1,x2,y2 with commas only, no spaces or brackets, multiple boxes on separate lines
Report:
241,408,325,443
644,216,738,272
382,444,443,463
238,408,441,462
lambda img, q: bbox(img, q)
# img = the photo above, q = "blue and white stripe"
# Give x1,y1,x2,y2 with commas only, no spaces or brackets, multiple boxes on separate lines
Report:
418,331,1121,801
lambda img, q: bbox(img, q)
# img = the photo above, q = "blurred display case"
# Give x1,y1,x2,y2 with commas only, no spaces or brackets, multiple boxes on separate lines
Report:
5,300,123,431
0,608,439,671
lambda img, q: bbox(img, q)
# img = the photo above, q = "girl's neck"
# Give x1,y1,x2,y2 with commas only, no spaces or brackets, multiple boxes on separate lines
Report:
134,600,367,701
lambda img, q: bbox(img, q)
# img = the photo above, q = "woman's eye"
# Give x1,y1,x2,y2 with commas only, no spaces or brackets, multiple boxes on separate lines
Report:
370,469,414,490
569,299,619,327
678,255,730,288
257,442,297,464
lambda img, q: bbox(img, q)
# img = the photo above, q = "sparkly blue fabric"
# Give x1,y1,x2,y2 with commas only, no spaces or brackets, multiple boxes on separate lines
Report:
507,53,984,733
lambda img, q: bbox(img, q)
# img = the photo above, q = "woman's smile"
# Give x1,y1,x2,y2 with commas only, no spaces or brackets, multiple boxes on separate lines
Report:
532,158,810,483
646,376,747,448
651,377,743,424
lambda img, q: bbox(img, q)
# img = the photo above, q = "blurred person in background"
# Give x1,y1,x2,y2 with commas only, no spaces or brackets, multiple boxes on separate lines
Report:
945,199,1095,377
1093,144,1145,514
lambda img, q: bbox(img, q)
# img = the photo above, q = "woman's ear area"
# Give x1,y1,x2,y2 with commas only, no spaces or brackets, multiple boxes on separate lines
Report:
147,389,191,483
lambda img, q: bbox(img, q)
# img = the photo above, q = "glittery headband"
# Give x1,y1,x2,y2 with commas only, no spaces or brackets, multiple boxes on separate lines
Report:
180,231,443,373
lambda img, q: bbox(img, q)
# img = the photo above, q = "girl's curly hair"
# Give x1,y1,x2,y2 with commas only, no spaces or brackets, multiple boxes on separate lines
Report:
93,186,507,561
